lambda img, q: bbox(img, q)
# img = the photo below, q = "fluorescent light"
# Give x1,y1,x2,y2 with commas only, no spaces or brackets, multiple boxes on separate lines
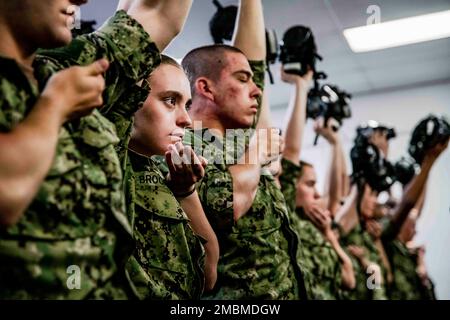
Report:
343,10,450,52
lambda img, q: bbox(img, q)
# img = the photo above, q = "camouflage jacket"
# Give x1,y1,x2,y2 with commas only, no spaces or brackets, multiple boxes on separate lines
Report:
340,224,387,300
123,153,205,299
383,239,435,300
279,158,342,300
182,61,307,300
0,11,159,299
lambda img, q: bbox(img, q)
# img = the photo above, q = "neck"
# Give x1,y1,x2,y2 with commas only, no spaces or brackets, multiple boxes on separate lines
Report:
128,138,155,159
189,101,226,137
397,233,407,244
0,20,36,66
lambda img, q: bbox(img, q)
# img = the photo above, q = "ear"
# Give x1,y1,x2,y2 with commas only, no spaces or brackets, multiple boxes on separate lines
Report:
194,77,215,102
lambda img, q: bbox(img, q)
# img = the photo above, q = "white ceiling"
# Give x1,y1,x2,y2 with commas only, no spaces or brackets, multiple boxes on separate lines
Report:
81,0,450,107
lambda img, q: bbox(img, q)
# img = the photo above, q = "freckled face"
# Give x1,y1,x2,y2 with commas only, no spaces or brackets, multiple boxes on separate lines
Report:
212,51,262,129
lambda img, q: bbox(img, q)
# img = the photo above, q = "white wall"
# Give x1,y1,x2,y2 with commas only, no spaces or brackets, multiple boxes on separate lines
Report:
270,81,450,299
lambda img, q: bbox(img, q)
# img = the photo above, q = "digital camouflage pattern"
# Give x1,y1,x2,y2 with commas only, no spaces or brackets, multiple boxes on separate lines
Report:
383,239,435,300
279,158,342,299
0,11,159,299
340,224,387,300
181,61,308,300
123,153,205,300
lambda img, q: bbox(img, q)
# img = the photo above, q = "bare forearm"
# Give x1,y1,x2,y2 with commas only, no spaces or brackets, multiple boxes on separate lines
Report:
179,191,219,250
328,139,343,215
414,185,427,218
232,0,265,60
0,97,63,227
325,230,356,289
335,186,358,235
117,0,133,11
389,156,434,238
283,83,308,163
256,91,271,130
340,143,350,197
127,0,193,51
178,192,219,291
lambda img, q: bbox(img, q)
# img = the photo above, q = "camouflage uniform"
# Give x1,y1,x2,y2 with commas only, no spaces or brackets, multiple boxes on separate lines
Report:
0,11,159,299
122,152,205,300
182,61,308,300
279,158,342,299
382,239,435,300
339,224,387,300
381,223,436,300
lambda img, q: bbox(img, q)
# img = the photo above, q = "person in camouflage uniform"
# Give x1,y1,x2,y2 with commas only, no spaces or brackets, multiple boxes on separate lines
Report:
180,0,308,300
339,218,388,300
274,68,355,299
279,159,345,300
380,139,449,300
0,0,192,299
335,180,390,299
122,55,219,299
384,217,436,300
280,158,359,300
334,136,445,300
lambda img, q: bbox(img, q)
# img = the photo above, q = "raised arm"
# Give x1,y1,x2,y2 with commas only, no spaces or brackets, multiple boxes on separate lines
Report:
227,0,271,221
281,69,313,164
314,118,345,216
340,143,350,197
122,0,193,51
232,0,266,61
384,139,448,240
117,0,134,11
335,185,359,235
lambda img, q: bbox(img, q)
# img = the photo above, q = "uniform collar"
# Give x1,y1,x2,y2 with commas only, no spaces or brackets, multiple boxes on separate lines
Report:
0,54,38,96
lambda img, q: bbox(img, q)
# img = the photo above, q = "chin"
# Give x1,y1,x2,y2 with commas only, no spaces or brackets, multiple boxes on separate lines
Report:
52,28,73,46
237,119,253,129
42,35,71,49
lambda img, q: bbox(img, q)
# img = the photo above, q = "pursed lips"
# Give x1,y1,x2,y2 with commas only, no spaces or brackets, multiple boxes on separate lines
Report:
169,132,185,142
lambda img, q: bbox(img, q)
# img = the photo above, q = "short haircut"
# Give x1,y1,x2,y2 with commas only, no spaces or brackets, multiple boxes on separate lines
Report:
160,54,182,69
148,54,182,82
182,44,245,93
298,160,313,180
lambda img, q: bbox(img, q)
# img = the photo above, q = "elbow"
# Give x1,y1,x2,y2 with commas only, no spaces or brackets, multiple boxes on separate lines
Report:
0,206,23,229
343,275,356,290
403,197,416,210
341,263,356,290
342,271,356,290
0,185,32,228
171,23,184,38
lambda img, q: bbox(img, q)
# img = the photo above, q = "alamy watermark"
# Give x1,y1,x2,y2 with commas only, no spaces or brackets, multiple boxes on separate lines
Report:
366,264,382,290
66,265,81,290
367,5,381,25
171,121,283,171
66,5,82,30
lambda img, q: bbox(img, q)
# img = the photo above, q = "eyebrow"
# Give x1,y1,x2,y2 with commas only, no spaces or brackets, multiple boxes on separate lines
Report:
158,90,183,99
232,70,254,79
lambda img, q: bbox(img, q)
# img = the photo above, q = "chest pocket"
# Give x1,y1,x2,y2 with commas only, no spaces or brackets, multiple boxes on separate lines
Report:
133,171,195,275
